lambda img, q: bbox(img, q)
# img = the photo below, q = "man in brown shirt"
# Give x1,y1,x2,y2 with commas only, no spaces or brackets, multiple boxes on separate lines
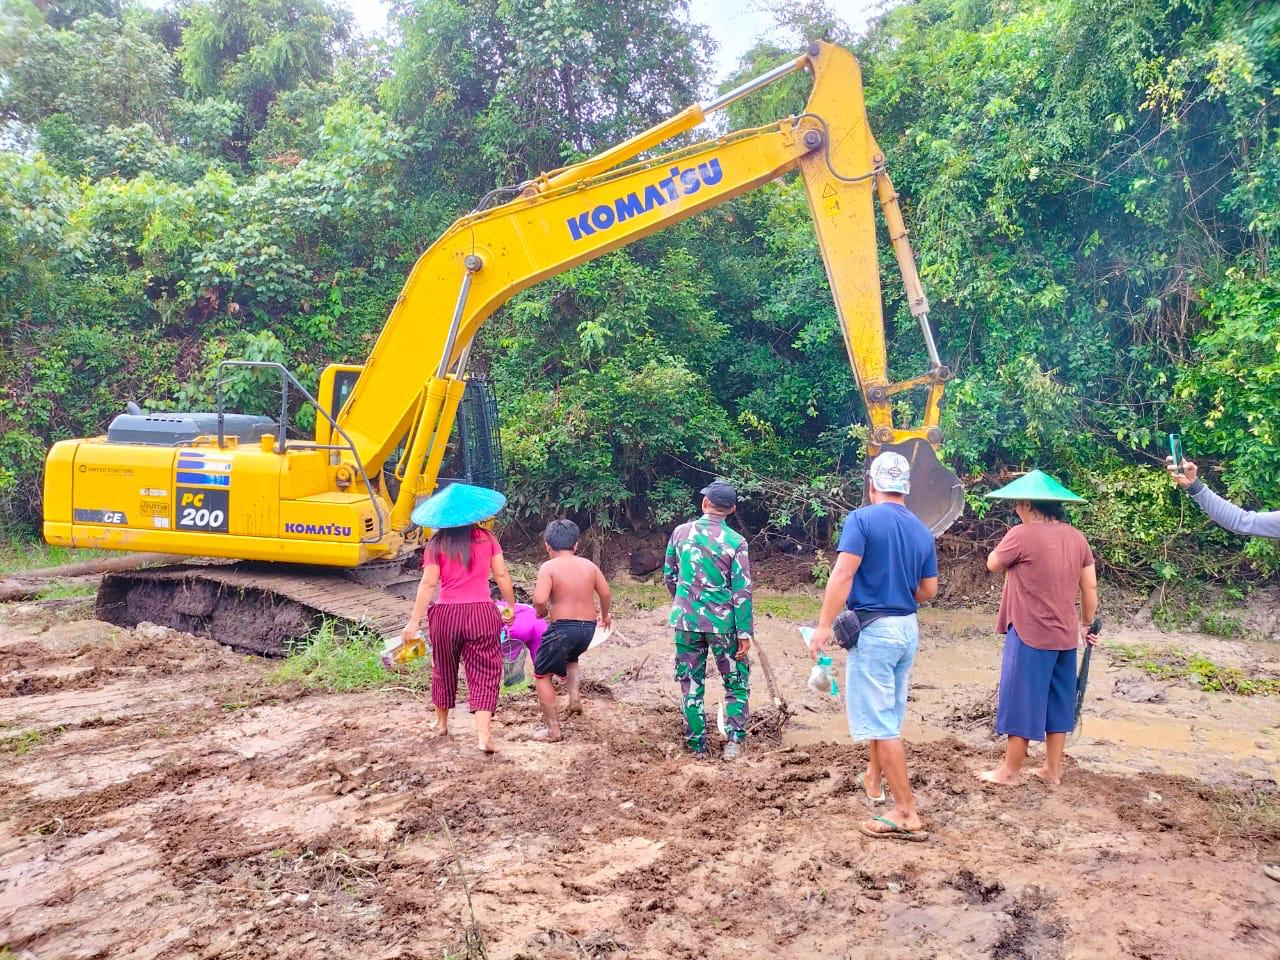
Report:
977,471,1098,786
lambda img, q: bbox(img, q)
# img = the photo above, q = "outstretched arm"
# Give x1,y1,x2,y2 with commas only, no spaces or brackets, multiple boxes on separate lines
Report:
1168,457,1280,537
1188,480,1280,538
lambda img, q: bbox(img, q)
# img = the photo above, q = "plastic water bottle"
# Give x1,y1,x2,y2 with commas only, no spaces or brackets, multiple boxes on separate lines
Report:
807,653,838,697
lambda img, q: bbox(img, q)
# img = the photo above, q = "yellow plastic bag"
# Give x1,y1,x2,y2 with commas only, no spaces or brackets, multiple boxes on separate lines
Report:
381,631,426,669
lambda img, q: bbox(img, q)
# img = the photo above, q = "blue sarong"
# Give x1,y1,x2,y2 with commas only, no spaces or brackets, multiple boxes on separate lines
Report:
995,625,1076,742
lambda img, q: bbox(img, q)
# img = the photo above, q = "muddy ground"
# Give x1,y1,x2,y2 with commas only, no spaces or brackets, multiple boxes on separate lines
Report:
1,588,1277,959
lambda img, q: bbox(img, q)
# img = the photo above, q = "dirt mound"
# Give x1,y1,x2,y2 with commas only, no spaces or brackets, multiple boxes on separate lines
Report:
1,617,245,698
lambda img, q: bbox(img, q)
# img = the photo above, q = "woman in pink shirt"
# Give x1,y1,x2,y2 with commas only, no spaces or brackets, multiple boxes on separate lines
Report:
402,521,516,753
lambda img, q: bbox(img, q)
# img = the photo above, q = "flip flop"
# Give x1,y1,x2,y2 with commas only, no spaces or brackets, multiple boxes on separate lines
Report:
860,772,888,804
1264,863,1280,883
858,815,928,842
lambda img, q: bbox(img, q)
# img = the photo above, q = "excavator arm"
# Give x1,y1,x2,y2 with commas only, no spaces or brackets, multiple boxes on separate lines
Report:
43,41,962,575
344,41,960,535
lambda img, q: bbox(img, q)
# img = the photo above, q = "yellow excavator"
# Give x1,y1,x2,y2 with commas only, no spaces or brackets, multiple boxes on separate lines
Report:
42,41,963,653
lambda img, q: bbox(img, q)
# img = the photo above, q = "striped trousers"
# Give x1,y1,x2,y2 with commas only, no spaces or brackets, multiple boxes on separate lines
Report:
427,601,503,713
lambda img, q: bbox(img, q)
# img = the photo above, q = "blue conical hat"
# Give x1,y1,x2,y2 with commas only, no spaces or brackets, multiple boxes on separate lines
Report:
411,482,506,529
985,469,1086,504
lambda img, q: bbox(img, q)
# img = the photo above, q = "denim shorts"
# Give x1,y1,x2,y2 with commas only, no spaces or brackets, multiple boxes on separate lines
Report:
845,614,920,741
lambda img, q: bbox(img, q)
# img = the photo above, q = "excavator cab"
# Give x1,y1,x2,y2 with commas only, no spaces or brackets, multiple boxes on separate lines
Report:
317,364,503,498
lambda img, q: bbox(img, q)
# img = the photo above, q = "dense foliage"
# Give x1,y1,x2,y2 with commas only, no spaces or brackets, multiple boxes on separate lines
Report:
0,0,1277,582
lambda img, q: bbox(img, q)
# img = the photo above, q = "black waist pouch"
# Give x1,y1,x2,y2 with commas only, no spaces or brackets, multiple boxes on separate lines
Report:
833,609,892,650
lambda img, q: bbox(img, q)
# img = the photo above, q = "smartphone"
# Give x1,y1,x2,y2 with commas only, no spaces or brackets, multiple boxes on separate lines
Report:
1167,433,1185,474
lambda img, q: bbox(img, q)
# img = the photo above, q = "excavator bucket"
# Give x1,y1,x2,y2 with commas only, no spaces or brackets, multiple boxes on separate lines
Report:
868,438,964,536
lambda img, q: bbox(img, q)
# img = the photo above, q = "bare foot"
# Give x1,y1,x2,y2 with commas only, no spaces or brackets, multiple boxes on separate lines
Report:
529,727,562,743
477,738,497,754
565,702,583,717
1031,766,1061,786
432,724,449,738
977,768,1020,785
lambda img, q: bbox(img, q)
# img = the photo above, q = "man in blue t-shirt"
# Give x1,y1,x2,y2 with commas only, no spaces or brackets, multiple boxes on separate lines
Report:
808,451,939,842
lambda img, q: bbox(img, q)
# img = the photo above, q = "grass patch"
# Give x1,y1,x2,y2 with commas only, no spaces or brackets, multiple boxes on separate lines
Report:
755,592,821,622
270,620,432,692
1,727,58,754
0,541,113,575
1108,643,1280,696
611,581,669,613
501,676,531,697
1206,786,1280,844
2,729,44,754
272,619,537,697
1200,610,1243,639
36,581,99,601
613,581,821,622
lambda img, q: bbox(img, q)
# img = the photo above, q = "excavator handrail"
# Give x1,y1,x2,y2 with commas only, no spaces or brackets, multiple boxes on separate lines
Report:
215,360,387,545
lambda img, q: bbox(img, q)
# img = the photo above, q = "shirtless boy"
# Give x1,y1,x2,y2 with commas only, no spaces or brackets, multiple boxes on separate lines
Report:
530,519,612,742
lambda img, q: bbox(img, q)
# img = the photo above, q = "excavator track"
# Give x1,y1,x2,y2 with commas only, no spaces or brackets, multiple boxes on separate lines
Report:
96,563,414,657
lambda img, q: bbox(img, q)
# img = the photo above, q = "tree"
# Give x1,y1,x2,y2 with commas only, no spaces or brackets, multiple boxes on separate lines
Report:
0,8,176,130
385,0,714,190
175,0,353,134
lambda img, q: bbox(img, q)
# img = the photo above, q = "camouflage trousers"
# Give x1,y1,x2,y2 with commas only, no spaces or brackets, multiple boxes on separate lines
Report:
674,631,750,749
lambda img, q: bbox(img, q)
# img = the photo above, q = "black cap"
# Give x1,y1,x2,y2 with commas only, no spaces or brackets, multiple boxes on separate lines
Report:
700,480,738,508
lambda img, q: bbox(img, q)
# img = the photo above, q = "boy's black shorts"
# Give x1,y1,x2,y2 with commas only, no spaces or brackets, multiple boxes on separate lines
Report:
533,619,596,678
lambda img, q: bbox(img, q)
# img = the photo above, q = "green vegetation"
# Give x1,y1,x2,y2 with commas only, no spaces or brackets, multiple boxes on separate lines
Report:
1,0,1277,588
1199,610,1244,639
271,618,534,695
612,579,818,620
0,728,46,754
501,676,532,697
1,724,63,753
611,581,670,614
0,543,111,574
1108,643,1280,696
754,593,822,622
270,620,432,692
1149,582,1252,637
35,581,99,601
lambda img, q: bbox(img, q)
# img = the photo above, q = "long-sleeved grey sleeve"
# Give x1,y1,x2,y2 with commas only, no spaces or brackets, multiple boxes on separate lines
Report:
1187,480,1280,539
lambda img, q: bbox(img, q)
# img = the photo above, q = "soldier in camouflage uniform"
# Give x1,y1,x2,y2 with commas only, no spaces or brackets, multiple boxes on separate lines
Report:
664,480,753,761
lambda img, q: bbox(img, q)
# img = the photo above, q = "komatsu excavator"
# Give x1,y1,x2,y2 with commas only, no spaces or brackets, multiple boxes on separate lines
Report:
42,41,963,654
